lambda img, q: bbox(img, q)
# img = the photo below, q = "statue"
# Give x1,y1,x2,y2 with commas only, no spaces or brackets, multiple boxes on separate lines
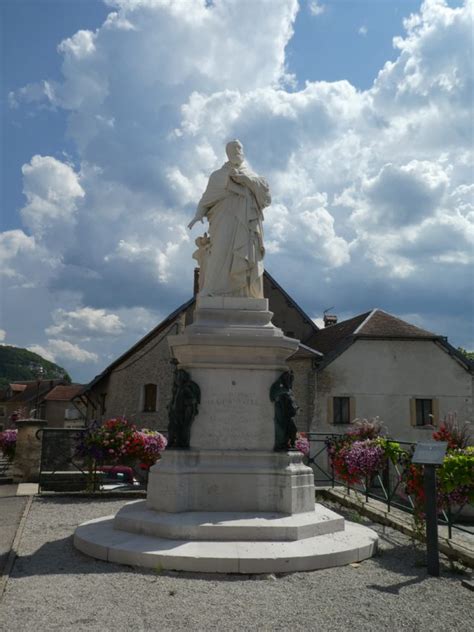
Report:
192,233,211,293
270,371,299,451
167,369,201,449
188,140,271,298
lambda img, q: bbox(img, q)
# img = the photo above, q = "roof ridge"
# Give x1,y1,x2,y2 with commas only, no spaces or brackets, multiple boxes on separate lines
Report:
353,308,378,334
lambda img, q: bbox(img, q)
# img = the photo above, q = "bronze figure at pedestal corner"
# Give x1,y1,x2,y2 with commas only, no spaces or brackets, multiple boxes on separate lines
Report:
167,368,201,449
270,370,299,451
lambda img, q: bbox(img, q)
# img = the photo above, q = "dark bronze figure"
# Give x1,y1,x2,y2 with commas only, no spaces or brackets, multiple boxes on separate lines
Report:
270,370,298,451
167,368,201,448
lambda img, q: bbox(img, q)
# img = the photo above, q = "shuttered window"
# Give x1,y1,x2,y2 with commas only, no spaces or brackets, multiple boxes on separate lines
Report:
333,397,350,424
410,398,439,426
143,384,157,412
416,398,432,426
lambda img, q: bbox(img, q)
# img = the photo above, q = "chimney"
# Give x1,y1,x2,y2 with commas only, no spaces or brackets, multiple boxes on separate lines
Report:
323,314,338,328
193,267,200,297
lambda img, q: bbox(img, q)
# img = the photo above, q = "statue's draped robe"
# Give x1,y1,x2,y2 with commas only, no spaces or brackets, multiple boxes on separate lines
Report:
195,161,271,298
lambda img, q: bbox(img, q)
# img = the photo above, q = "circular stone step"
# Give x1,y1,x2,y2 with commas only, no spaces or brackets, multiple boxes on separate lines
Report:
74,514,378,574
113,500,345,542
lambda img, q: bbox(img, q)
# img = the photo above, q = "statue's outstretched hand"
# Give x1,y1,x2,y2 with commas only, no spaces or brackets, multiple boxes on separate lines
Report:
188,218,203,230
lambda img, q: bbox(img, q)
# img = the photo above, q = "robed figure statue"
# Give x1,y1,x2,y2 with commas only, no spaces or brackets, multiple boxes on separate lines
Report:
188,140,271,298
270,371,299,451
167,369,201,449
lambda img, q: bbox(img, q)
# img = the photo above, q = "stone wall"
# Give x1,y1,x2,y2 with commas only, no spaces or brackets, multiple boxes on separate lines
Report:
264,276,316,342
287,357,314,432
99,314,185,430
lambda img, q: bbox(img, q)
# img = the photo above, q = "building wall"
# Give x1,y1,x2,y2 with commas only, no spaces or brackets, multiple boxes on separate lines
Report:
313,339,473,443
287,357,315,433
264,276,316,341
44,401,68,427
99,315,185,430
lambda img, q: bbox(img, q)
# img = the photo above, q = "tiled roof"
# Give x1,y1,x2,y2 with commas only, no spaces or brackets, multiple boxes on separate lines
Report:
355,309,437,339
2,380,65,403
10,384,27,393
304,309,437,354
44,384,84,401
303,311,372,354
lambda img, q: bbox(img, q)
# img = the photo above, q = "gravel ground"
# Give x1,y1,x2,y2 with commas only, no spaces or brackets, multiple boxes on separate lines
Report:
0,497,472,632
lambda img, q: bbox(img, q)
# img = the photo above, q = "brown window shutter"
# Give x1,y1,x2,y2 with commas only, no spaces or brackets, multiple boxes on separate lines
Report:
431,399,440,427
349,397,356,423
327,397,334,424
410,398,417,426
143,384,157,412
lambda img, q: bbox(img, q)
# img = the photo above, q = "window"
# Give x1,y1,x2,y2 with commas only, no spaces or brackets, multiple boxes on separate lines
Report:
0,406,5,418
333,397,350,425
410,398,439,427
416,399,432,426
100,393,107,416
143,383,157,413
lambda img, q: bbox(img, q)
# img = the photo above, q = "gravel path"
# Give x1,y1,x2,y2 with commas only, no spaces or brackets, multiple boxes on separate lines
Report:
0,497,472,632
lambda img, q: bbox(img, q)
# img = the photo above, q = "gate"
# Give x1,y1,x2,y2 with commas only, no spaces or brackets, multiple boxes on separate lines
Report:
38,427,90,492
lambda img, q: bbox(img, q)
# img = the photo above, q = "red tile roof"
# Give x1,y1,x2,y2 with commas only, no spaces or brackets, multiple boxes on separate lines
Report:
10,384,27,392
44,384,84,401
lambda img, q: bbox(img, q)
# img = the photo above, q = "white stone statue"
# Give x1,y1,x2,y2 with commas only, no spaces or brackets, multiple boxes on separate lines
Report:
188,140,271,298
192,233,211,292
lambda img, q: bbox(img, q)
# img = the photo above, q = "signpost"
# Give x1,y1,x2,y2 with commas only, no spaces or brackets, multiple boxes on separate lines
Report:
412,441,448,577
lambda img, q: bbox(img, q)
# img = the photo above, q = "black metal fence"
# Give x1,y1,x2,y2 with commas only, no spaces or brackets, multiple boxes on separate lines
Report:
37,428,143,493
35,427,473,540
307,432,473,540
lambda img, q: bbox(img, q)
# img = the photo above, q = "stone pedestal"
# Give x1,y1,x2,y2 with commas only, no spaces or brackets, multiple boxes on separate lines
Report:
12,418,47,483
75,297,378,572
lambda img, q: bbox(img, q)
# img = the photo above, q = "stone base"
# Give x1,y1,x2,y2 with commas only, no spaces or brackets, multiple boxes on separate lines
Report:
147,450,315,514
115,500,345,541
74,502,378,574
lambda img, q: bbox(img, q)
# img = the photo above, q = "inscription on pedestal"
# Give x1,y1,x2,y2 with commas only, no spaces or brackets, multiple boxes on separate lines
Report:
195,389,273,450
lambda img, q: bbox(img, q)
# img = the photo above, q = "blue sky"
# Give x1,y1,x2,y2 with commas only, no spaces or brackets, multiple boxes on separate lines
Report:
1,0,472,382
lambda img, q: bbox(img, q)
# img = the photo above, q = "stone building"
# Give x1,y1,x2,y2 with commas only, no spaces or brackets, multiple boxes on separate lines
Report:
77,273,473,441
77,272,320,431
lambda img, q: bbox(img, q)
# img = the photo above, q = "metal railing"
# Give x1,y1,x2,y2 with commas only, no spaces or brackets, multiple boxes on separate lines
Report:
307,432,473,540
36,427,168,494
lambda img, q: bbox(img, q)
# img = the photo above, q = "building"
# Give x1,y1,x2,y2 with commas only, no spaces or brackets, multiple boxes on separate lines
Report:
0,380,85,429
77,272,473,441
306,309,473,441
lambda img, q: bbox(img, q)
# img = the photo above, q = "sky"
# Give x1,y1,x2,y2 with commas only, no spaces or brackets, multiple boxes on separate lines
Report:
0,0,473,383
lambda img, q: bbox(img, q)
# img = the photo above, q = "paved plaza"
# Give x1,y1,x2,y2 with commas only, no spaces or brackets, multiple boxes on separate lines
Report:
0,494,472,632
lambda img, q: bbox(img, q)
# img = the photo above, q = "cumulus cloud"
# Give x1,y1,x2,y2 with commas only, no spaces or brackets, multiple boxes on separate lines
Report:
0,329,6,343
45,307,125,339
21,155,84,247
28,340,99,364
308,1,325,16
3,0,473,380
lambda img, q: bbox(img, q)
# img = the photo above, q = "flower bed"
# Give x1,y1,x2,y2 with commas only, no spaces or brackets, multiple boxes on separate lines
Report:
325,416,473,532
75,417,167,490
0,428,17,461
326,419,403,486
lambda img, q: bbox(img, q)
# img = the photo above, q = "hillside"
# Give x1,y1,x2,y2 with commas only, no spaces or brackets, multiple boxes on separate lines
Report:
0,346,71,389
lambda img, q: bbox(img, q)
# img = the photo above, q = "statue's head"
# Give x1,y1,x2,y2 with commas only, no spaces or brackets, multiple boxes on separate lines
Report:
226,140,244,167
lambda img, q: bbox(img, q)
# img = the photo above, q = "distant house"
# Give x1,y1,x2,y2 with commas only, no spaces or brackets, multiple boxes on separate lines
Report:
77,273,473,442
43,384,86,427
306,309,473,441
0,380,85,428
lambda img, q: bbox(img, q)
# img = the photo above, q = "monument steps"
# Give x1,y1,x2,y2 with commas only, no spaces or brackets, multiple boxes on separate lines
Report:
113,500,345,541
74,512,378,574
